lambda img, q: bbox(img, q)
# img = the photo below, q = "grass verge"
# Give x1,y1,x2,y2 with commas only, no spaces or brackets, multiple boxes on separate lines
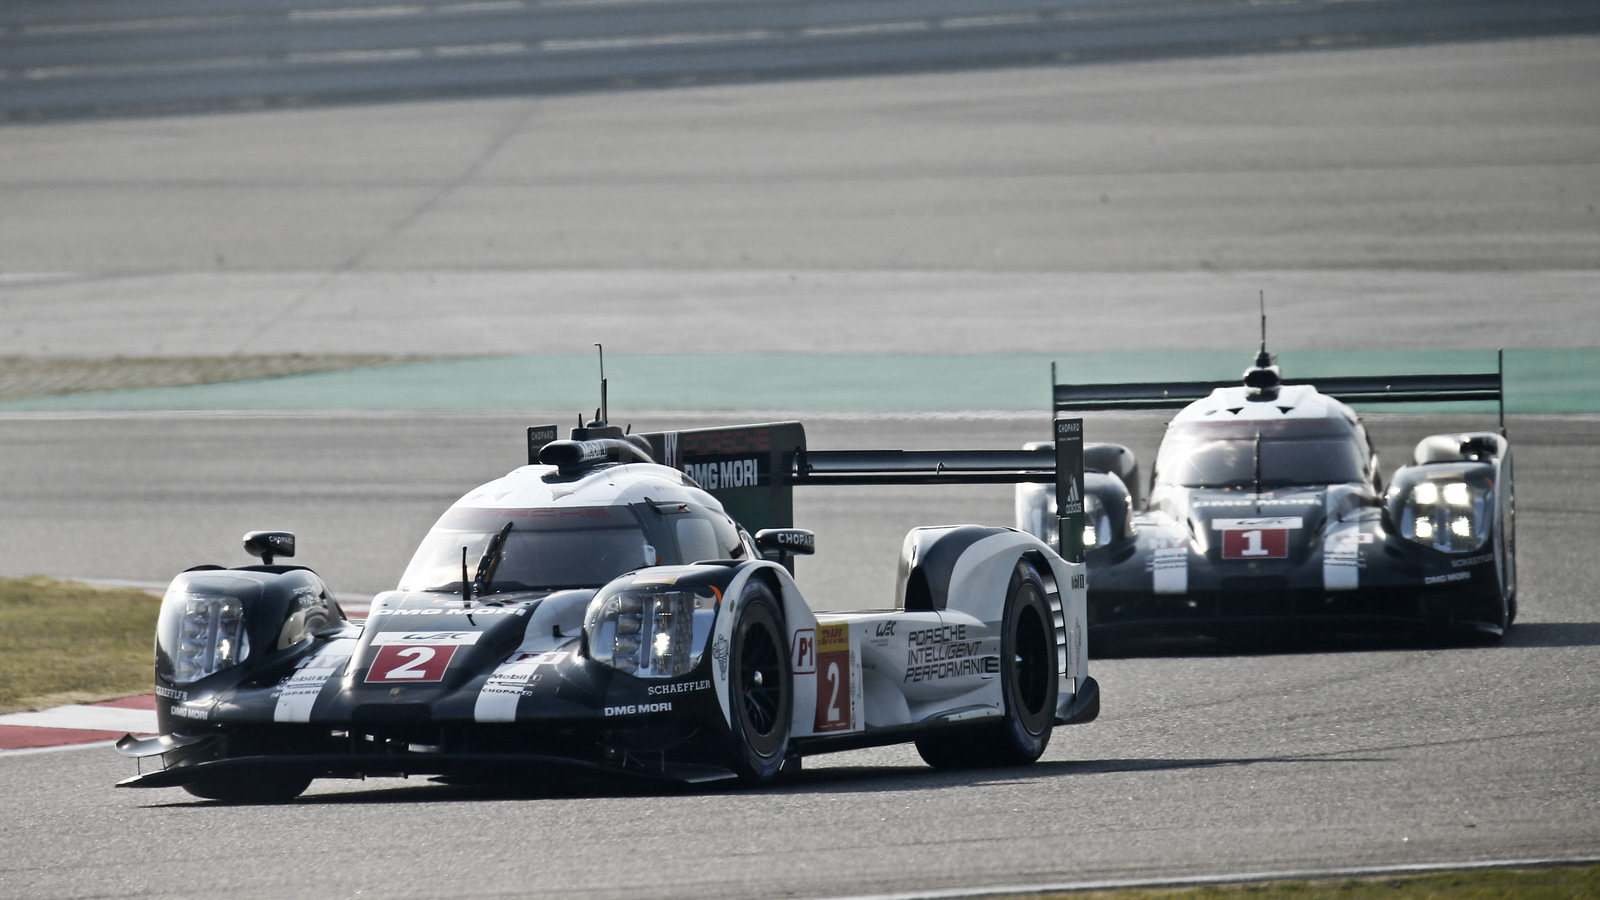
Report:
0,576,157,713
1047,863,1600,899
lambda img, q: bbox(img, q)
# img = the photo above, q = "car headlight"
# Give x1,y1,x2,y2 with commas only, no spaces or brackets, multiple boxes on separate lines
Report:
1395,475,1492,553
1043,492,1108,550
584,585,718,678
170,593,250,684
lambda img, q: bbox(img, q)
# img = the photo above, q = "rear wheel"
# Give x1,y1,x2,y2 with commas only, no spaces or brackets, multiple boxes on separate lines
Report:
182,770,311,804
917,560,1058,769
728,582,792,784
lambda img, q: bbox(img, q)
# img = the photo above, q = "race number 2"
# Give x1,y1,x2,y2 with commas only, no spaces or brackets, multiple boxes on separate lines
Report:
812,624,851,733
366,644,459,683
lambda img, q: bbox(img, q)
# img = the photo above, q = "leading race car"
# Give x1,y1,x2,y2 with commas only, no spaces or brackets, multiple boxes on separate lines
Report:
1015,342,1515,650
118,411,1099,801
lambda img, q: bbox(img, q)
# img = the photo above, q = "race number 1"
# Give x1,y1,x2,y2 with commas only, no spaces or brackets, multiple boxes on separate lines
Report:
1222,528,1289,560
812,624,851,733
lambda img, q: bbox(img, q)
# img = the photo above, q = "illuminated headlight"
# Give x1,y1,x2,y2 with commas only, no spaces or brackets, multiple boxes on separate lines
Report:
584,587,717,678
1396,477,1490,553
1042,492,1111,550
1082,494,1108,549
172,594,250,684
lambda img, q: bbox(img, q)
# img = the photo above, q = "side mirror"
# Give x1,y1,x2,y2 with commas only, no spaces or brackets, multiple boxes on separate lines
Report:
754,528,815,560
243,530,296,566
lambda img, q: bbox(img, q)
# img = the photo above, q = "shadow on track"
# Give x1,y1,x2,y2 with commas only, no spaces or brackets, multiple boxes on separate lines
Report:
1501,622,1600,649
1093,626,1524,660
140,753,1382,808
1096,620,1600,658
767,754,1385,796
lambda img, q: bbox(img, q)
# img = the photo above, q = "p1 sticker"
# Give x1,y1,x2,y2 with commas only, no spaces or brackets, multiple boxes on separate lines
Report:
791,627,816,675
812,624,851,733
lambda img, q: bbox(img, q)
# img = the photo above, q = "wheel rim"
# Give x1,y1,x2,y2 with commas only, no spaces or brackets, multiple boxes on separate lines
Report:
1012,587,1052,722
738,619,785,754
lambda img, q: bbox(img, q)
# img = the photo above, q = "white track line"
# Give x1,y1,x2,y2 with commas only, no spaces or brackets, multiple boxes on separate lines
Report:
0,705,157,733
826,856,1600,900
0,740,117,759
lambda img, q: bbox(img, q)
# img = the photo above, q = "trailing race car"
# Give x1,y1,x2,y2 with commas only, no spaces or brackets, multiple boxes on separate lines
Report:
119,410,1098,802
1015,342,1515,650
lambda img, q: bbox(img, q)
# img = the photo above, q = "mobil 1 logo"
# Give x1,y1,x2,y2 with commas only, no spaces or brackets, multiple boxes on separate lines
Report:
1055,417,1086,562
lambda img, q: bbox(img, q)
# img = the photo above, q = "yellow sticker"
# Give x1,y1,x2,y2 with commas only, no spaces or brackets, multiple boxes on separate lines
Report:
816,622,849,655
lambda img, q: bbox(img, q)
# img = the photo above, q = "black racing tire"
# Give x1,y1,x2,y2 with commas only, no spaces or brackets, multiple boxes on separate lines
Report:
728,581,792,785
181,770,311,804
917,559,1058,769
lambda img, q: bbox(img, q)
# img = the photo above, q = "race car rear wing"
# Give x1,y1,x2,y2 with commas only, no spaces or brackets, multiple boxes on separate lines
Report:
631,419,1089,563
1051,352,1506,429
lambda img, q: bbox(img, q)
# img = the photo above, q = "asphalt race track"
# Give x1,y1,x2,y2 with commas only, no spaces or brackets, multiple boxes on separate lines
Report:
0,412,1596,899
1,16,1598,900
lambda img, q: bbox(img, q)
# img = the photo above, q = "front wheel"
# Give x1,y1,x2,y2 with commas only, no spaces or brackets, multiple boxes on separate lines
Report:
727,581,792,784
917,559,1058,769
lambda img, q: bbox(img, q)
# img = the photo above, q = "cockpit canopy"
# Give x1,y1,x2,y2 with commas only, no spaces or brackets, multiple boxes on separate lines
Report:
397,502,750,595
1154,417,1371,489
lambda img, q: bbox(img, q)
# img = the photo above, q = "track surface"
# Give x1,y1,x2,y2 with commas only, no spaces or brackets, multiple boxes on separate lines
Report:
0,413,1597,899
2,37,1597,360
2,22,1598,900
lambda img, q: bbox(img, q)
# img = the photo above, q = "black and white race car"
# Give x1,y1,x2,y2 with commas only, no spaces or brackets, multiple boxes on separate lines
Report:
1015,345,1515,649
119,414,1099,801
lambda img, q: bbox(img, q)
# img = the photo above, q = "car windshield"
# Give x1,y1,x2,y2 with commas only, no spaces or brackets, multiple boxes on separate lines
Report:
398,507,653,594
1156,436,1366,488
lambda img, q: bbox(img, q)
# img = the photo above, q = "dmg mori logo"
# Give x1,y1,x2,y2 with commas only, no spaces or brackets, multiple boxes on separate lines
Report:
683,456,762,490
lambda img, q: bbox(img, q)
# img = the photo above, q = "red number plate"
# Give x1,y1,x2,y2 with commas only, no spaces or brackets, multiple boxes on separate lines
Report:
366,644,459,683
1221,528,1289,560
813,624,851,733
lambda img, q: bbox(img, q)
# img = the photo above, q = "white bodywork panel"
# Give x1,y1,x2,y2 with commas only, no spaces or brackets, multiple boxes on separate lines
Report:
787,529,1085,735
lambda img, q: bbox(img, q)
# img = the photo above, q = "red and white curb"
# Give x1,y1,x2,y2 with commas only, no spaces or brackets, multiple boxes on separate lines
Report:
0,694,157,755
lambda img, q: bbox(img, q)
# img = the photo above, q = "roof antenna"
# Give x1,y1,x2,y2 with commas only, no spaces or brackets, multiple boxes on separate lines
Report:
1255,290,1271,369
595,342,608,426
1243,290,1281,400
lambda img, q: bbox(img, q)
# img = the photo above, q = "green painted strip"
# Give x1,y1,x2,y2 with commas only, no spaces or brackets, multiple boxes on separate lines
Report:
0,349,1595,414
